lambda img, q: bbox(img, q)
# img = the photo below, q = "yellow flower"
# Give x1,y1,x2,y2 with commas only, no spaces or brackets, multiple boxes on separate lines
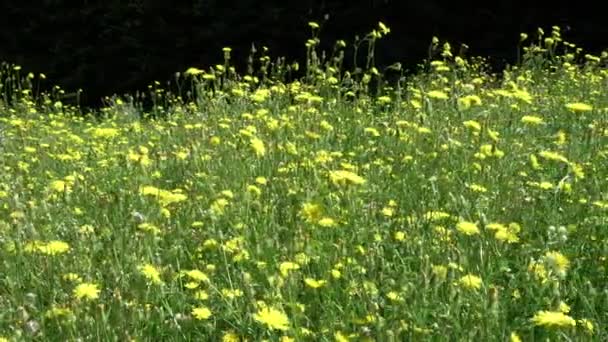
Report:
279,262,300,277
253,305,290,331
33,240,70,255
509,332,522,342
304,278,327,289
185,67,204,76
73,282,101,300
334,331,349,342
49,180,71,193
543,251,570,277
329,170,366,186
192,306,212,320
521,115,544,125
185,269,209,283
90,127,120,139
565,102,593,112
222,331,240,342
531,310,576,328
139,263,163,285
463,120,482,132
458,274,482,290
300,202,323,223
578,319,594,334
317,217,338,227
431,265,448,281
394,231,406,241
45,305,73,319
427,90,449,100
250,137,266,157
456,220,480,235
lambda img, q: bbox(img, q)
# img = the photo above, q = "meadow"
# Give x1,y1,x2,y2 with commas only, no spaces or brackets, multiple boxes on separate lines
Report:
0,23,607,341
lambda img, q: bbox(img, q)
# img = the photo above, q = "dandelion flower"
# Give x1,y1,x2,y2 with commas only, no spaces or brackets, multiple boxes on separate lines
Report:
456,220,480,235
250,137,266,157
222,331,240,342
37,240,70,255
565,102,593,112
139,263,163,285
299,202,323,223
253,306,290,331
279,262,300,277
531,310,576,328
192,306,212,320
521,115,544,125
304,278,327,289
543,251,570,277
578,319,594,334
431,265,448,281
317,217,337,227
329,170,366,186
73,283,101,301
510,332,522,342
185,67,204,76
427,90,449,100
458,274,482,290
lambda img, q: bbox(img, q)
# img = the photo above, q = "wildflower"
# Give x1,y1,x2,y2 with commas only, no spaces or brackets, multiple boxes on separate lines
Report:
279,262,300,277
381,206,395,217
255,176,268,185
427,90,449,100
300,202,323,223
317,217,337,227
531,310,576,328
185,269,209,283
40,240,70,255
45,306,73,319
250,137,266,157
192,306,212,320
458,274,482,290
578,319,594,334
521,115,544,125
378,21,391,35
304,278,327,289
139,263,163,285
334,331,349,342
510,332,522,342
386,291,403,302
90,127,120,139
210,198,230,215
538,150,568,163
222,331,240,342
431,265,448,281
73,283,101,301
456,220,480,235
394,231,406,241
194,290,209,300
330,269,342,279
458,95,482,109
253,305,290,331
565,102,593,112
329,170,366,186
543,251,570,277
49,180,71,193
185,67,204,76
463,120,482,132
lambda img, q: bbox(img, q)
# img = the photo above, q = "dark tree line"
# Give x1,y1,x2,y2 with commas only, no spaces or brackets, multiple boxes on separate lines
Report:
1,1,606,108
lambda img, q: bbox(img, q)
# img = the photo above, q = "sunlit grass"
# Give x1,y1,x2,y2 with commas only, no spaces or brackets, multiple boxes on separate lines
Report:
0,23,607,341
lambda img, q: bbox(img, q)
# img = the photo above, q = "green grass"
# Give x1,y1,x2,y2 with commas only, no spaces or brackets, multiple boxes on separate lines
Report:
0,23,607,341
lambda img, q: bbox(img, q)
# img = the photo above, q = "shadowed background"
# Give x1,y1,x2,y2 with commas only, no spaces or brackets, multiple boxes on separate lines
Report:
1,1,606,108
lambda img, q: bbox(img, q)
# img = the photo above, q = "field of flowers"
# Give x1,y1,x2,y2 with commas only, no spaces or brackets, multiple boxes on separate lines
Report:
0,23,607,341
